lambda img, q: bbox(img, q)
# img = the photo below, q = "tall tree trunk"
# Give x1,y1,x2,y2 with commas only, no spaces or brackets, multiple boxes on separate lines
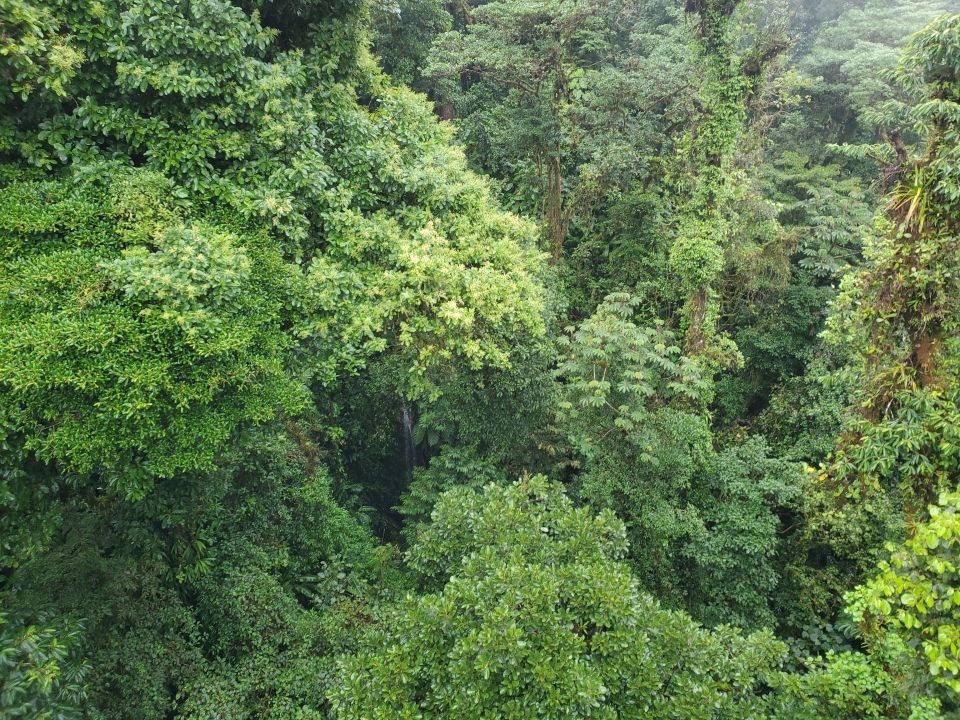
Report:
546,155,566,264
673,0,784,358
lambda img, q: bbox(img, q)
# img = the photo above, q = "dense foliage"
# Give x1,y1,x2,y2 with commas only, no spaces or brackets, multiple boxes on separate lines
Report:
2,0,960,718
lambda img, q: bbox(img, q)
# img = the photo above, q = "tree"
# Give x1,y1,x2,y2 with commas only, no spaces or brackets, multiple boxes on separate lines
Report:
0,612,88,720
0,1,553,715
556,293,802,628
771,6,960,651
825,12,960,513
0,171,307,496
426,0,678,264
768,637,944,719
671,0,789,356
332,477,785,719
371,0,452,90
4,1,960,717
847,491,960,697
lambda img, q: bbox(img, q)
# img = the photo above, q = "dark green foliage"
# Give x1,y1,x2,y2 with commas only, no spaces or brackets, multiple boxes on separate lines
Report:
0,612,88,720
371,0,451,89
6,513,207,719
755,352,850,463
426,0,695,267
555,293,803,628
2,432,380,718
3,0,960,717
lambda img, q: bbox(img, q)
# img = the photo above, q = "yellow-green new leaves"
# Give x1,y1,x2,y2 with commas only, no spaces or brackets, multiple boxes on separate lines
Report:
847,492,960,693
0,0,82,102
111,227,253,320
0,174,307,496
296,90,548,401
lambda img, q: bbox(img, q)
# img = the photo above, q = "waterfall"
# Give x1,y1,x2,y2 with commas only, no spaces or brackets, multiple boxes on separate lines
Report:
401,405,416,483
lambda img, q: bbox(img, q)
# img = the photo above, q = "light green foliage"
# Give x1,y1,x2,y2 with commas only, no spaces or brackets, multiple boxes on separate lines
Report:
832,387,960,503
0,172,306,495
556,292,711,451
0,0,82,102
769,635,944,719
297,114,549,400
848,492,960,694
0,0,549,497
670,218,727,289
8,1,549,406
332,477,786,719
